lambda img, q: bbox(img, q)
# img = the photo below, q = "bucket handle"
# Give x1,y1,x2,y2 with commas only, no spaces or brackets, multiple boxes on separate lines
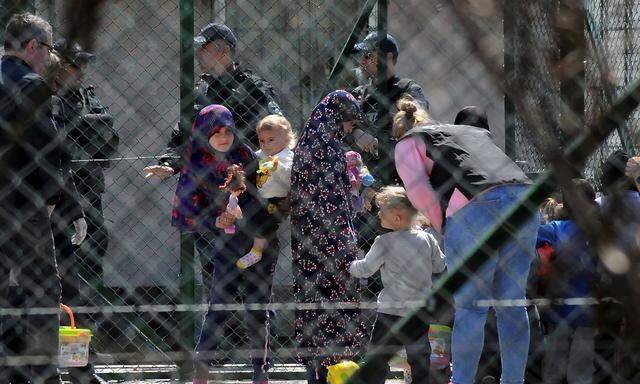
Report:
60,303,75,329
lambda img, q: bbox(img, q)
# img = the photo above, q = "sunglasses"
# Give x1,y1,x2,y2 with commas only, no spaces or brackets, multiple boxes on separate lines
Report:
361,52,377,61
39,41,54,52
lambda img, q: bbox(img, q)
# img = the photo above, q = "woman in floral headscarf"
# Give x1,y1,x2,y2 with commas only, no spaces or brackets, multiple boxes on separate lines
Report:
290,90,367,383
172,104,274,384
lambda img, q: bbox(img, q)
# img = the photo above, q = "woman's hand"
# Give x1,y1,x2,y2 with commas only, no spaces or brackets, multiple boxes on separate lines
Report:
362,187,376,211
626,156,640,179
143,165,174,180
215,211,237,229
277,194,292,213
626,156,640,190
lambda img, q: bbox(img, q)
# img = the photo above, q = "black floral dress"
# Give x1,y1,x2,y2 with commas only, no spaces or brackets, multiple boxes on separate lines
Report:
290,90,366,368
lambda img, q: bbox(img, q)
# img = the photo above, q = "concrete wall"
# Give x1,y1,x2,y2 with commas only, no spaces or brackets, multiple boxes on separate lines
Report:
29,0,505,288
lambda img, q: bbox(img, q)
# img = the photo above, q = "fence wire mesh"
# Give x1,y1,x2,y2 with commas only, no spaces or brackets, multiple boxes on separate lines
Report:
0,0,639,383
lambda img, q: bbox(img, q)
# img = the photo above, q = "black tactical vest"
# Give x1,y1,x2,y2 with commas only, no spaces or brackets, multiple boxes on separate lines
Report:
195,65,281,147
52,86,117,197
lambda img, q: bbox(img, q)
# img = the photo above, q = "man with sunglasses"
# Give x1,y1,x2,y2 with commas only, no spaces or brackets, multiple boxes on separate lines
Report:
0,12,64,384
351,31,429,186
145,22,282,180
348,32,430,306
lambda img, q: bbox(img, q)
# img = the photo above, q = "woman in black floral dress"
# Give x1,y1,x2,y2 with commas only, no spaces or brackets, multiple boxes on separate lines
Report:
291,90,366,383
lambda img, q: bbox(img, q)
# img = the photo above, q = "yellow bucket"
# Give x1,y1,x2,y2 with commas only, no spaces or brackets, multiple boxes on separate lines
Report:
58,304,92,367
389,323,452,371
327,360,360,384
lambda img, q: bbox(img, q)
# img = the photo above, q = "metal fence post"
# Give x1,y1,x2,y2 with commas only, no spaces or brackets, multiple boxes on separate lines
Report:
178,0,195,379
374,0,388,141
327,0,377,91
585,11,635,156
504,0,516,157
556,0,585,146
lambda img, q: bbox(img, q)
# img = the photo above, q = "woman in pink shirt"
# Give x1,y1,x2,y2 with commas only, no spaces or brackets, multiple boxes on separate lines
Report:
392,97,538,384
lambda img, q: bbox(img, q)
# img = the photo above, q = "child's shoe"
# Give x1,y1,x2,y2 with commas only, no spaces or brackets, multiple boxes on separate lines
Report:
237,248,263,269
192,378,207,384
403,367,412,384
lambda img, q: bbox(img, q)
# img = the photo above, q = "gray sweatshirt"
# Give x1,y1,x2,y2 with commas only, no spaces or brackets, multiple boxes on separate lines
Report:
349,229,446,316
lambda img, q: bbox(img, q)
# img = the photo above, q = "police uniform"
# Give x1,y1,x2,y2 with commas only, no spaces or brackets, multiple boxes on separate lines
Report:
351,32,429,186
351,75,428,186
160,22,282,172
53,84,118,280
51,73,116,384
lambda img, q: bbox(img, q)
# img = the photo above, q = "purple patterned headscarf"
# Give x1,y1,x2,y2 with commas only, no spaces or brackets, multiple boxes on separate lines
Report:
172,104,254,231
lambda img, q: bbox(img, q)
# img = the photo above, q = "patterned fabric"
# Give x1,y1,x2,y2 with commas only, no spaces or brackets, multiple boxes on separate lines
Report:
172,104,254,232
290,90,366,367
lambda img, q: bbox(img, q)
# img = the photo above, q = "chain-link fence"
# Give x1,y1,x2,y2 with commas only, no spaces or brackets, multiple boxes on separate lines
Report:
508,0,639,180
0,0,639,383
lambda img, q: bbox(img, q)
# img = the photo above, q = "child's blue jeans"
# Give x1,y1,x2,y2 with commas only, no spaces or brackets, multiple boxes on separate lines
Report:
444,184,538,384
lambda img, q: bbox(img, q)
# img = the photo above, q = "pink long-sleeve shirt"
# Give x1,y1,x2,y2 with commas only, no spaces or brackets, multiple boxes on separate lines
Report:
395,136,469,233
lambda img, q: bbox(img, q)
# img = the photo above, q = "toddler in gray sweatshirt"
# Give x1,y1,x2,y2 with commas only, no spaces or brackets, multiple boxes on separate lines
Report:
349,185,445,384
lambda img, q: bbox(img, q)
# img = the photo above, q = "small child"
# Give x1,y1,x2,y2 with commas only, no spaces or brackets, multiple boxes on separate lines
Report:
236,114,295,269
537,179,599,384
349,186,445,384
171,104,272,384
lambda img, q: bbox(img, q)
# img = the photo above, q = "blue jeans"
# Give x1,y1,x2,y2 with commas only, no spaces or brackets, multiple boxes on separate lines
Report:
444,185,537,384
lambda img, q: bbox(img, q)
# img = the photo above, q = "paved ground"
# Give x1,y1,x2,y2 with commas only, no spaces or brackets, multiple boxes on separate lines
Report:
115,381,407,383
63,365,410,383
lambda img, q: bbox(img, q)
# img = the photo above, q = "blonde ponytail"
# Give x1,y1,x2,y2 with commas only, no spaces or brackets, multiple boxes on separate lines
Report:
392,95,432,139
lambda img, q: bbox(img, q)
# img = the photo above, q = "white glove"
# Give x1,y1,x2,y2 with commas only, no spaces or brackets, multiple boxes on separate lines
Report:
71,218,88,245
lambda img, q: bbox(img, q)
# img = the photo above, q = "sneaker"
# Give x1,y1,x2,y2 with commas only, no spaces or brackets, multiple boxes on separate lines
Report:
481,376,497,384
70,372,109,384
89,375,109,384
237,249,263,269
403,367,412,384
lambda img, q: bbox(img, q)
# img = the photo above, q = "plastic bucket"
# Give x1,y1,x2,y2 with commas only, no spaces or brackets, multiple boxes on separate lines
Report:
58,304,92,368
389,323,452,371
428,324,451,370
327,360,360,384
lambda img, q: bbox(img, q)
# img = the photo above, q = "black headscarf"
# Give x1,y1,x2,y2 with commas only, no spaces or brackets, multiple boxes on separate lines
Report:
601,150,637,193
454,105,489,130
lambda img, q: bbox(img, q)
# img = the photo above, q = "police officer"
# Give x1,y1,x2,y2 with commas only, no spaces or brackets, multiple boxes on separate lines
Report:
0,13,63,384
44,51,88,255
52,38,118,287
348,33,430,301
50,40,116,384
144,22,282,180
351,32,429,186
